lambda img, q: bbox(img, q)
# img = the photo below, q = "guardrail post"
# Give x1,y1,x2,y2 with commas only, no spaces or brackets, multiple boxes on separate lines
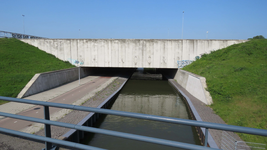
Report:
44,106,52,150
204,128,209,147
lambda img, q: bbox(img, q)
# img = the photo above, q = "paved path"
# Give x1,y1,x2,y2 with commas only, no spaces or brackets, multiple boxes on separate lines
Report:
0,77,125,150
0,76,98,119
0,76,116,132
169,79,244,149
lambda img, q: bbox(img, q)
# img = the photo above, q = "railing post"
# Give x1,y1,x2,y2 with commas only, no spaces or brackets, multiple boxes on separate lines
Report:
204,128,209,147
44,106,52,150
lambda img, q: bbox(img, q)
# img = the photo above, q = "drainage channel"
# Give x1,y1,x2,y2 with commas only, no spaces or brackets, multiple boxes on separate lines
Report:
80,72,201,150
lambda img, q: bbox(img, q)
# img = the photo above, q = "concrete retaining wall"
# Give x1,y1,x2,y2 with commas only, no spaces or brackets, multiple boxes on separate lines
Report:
20,39,247,68
174,69,213,105
157,69,212,105
17,67,93,98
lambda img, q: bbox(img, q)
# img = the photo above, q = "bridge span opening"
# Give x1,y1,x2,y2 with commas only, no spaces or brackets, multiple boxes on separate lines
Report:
76,67,178,80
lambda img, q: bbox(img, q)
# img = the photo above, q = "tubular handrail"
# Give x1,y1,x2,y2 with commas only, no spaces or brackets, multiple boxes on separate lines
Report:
0,96,267,150
0,127,105,150
0,30,47,39
0,96,266,137
0,112,218,150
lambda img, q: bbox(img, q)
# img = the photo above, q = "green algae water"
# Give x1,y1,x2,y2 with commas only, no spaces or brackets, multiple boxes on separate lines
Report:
83,74,200,150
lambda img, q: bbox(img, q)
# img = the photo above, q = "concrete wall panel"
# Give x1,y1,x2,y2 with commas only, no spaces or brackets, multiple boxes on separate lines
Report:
20,39,247,68
186,75,206,104
17,67,95,98
174,69,213,105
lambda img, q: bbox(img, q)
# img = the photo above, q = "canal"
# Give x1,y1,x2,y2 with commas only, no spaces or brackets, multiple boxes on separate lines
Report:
82,71,201,150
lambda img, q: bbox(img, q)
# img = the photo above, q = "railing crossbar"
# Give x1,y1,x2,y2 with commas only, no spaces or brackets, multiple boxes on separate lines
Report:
0,112,218,150
0,127,105,150
0,96,267,150
0,96,266,137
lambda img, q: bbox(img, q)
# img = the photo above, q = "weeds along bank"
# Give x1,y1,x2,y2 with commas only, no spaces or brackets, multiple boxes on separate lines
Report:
182,39,267,145
0,38,74,104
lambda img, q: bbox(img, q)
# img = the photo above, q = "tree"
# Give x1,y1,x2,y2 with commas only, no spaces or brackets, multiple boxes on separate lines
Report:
248,35,265,40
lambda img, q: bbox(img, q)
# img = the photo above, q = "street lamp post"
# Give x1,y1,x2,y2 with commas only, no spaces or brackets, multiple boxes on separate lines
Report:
206,31,209,39
182,11,184,39
22,15,25,35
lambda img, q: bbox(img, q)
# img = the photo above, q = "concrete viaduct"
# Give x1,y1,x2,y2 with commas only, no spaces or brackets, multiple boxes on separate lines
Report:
21,39,247,68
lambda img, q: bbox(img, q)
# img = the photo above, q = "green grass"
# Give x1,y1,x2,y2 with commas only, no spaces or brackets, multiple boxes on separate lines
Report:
183,39,267,146
0,38,74,104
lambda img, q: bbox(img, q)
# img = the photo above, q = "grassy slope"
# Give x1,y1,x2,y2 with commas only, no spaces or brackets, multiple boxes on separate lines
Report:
183,39,267,145
0,38,74,104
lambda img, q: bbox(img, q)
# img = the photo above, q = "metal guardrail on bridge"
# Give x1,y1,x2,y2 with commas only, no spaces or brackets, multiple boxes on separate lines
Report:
0,96,266,150
0,30,47,39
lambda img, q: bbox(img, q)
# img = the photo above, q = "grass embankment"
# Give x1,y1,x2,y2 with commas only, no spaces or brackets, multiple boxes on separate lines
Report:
0,38,74,104
183,39,267,145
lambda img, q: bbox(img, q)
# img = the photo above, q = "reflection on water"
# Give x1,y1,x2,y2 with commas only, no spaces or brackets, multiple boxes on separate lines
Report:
114,95,188,118
84,80,200,150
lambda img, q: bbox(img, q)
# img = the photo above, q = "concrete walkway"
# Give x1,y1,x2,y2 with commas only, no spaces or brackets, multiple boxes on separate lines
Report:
0,76,124,150
0,76,127,150
0,76,117,125
169,79,244,149
0,76,98,119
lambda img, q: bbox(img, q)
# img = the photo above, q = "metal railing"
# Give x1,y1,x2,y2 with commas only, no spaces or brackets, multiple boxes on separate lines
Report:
221,131,266,150
0,30,47,39
0,96,266,150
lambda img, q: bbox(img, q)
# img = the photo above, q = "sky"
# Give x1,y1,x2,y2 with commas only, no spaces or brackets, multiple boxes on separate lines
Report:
1,0,267,39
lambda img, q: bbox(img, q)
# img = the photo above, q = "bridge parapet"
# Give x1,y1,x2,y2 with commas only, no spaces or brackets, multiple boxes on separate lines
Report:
20,39,247,68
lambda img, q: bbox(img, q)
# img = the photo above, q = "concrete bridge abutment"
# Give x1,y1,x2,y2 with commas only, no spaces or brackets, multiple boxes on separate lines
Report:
20,39,247,68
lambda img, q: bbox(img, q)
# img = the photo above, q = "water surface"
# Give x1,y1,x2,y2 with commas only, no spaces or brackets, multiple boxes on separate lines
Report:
84,79,200,150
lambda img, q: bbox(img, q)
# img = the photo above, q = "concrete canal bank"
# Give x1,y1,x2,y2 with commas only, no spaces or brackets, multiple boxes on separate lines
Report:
164,71,245,149
79,72,201,150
